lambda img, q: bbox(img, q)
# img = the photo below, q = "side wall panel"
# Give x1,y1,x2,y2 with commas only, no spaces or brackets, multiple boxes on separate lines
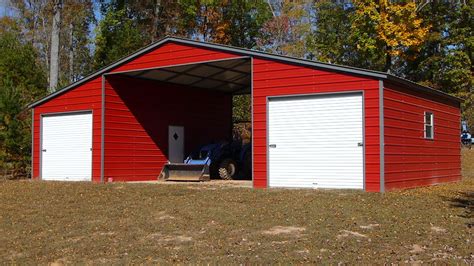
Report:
252,59,381,191
104,75,232,181
32,77,102,181
383,82,461,190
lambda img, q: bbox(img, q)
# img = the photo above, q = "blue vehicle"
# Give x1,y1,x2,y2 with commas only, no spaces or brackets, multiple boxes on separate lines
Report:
461,121,472,149
159,141,251,181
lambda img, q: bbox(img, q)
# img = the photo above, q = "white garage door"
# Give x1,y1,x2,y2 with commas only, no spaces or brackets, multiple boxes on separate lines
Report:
268,93,364,189
41,112,93,181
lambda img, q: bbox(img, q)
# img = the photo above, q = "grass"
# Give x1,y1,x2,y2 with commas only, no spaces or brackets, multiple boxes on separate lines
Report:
0,150,473,264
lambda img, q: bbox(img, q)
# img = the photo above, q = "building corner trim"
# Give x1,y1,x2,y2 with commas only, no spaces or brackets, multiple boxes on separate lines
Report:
379,79,385,193
31,109,34,179
250,57,255,189
100,76,105,183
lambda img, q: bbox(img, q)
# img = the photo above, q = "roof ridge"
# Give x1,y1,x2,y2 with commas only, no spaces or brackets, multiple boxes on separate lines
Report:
28,36,461,108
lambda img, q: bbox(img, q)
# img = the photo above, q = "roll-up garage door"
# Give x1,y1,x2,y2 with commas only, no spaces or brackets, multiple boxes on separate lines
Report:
268,93,364,189
41,112,93,181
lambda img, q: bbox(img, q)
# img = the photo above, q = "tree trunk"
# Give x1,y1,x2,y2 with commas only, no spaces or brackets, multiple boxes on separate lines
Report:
49,0,62,93
151,0,161,41
384,46,392,73
69,22,74,83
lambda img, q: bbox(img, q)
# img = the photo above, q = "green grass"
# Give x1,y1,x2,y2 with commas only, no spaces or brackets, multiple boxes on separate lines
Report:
0,150,473,264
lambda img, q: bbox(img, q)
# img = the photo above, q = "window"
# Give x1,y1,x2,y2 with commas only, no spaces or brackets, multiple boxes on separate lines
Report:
424,112,434,139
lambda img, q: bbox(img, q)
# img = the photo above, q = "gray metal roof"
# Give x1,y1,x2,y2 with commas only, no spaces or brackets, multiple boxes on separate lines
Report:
28,36,461,108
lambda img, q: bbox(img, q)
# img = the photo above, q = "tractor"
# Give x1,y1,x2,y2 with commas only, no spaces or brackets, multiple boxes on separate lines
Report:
159,141,251,181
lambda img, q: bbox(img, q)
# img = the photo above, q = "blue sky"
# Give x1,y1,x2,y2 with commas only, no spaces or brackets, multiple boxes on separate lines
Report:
0,0,14,17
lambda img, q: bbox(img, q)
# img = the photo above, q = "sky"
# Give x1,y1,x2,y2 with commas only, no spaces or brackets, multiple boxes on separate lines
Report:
0,0,14,17
0,0,102,53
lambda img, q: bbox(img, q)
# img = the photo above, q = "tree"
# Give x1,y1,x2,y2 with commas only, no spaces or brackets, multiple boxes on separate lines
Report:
49,0,62,92
407,0,473,129
349,0,430,72
308,1,354,64
224,1,272,48
9,0,95,89
93,6,146,69
62,0,95,84
257,0,312,57
0,21,48,178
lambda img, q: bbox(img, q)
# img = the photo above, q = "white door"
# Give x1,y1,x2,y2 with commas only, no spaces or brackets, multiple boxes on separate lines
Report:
41,112,93,181
168,126,184,163
268,93,364,189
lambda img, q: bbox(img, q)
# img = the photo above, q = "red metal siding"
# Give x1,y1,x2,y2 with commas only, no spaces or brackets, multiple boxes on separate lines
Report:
111,42,240,73
32,77,102,181
102,41,240,182
104,75,232,182
252,58,381,191
383,81,461,190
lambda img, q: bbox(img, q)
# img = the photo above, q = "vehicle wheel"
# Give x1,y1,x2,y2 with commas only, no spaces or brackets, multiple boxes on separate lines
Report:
218,159,237,180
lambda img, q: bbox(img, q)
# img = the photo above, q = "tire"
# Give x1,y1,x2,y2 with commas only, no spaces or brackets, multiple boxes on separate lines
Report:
218,159,237,180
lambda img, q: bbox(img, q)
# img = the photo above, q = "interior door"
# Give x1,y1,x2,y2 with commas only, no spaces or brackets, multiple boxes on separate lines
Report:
168,125,184,163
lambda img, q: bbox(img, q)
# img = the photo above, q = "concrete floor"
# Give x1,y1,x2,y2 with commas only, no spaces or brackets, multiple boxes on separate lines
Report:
127,179,253,188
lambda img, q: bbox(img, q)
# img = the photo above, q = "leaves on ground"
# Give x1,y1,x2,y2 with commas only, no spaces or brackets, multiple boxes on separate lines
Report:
0,150,473,264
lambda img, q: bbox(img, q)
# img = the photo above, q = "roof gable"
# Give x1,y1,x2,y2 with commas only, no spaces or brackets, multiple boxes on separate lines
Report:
28,36,460,108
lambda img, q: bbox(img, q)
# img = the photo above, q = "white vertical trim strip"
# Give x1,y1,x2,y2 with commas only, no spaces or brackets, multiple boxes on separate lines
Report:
250,57,255,188
379,80,385,193
31,109,34,179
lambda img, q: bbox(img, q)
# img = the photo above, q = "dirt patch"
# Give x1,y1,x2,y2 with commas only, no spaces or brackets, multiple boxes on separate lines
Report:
409,244,425,254
271,240,289,245
97,232,115,236
262,226,306,236
431,226,447,233
359,224,380,230
156,211,175,220
186,186,217,190
147,233,192,243
337,230,369,240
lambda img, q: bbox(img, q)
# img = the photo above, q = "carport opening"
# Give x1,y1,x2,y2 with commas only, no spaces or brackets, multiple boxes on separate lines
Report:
105,57,252,181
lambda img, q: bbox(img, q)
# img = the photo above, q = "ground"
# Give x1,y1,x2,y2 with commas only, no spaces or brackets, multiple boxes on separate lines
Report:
0,150,473,264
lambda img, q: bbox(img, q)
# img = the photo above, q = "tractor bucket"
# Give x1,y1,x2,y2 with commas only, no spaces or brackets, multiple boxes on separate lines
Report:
159,163,210,181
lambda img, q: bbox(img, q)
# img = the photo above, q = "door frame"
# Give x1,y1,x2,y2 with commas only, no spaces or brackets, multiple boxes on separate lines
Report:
39,110,94,181
266,90,365,190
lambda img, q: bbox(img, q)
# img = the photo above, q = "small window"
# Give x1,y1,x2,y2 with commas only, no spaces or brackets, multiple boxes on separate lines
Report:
424,112,434,139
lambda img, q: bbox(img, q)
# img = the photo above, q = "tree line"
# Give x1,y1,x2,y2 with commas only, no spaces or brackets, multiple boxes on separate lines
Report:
0,0,472,178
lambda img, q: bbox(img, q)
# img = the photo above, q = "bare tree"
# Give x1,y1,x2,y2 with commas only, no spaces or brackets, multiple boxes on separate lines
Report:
49,0,62,92
151,0,161,42
68,22,74,83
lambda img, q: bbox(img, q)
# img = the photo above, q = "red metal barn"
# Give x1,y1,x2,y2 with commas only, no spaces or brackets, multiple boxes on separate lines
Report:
29,37,462,192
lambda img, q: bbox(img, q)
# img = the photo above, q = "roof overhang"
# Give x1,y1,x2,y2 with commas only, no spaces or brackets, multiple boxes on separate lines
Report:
106,57,251,95
28,36,462,108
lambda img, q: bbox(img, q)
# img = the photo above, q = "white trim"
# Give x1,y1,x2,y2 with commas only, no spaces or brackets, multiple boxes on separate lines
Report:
379,80,385,193
250,57,255,186
31,109,34,179
424,111,434,140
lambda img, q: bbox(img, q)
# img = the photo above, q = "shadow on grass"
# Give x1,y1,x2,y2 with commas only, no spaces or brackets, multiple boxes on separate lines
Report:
443,191,474,228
